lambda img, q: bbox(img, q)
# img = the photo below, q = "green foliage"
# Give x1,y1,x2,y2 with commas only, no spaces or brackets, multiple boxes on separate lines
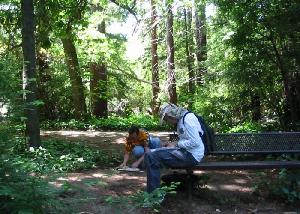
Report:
0,159,64,214
206,0,300,130
41,115,172,131
0,123,122,213
105,182,179,212
0,125,67,213
228,121,277,133
0,55,23,120
12,138,121,173
253,169,300,202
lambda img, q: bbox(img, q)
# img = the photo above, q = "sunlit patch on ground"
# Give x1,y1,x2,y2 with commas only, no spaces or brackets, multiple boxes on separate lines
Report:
39,131,300,213
41,130,171,144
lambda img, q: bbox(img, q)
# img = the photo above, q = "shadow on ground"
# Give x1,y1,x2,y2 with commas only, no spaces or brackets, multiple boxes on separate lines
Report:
41,131,300,214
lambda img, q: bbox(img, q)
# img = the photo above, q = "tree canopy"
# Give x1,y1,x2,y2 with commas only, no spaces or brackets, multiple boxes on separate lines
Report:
0,0,299,133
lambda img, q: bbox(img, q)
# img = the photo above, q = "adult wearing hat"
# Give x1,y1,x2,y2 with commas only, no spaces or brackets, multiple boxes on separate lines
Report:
144,103,205,193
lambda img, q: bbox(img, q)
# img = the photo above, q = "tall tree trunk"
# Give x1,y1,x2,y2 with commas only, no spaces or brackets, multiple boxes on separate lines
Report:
150,0,160,115
271,38,298,129
61,34,86,119
90,63,108,118
21,0,41,147
166,3,177,104
250,94,261,122
35,0,54,120
184,7,195,108
90,20,108,118
36,51,56,120
288,36,300,129
194,0,207,85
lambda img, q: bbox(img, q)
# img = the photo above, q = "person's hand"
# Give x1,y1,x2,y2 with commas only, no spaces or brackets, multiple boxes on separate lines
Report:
162,141,177,147
118,163,127,168
161,141,169,147
168,142,177,147
144,147,150,153
131,161,139,168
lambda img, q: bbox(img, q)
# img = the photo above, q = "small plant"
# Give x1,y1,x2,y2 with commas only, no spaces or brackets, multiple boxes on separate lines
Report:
0,153,66,213
253,169,300,202
105,182,180,212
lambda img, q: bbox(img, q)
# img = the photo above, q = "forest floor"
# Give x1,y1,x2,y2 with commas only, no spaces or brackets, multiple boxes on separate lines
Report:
41,130,300,214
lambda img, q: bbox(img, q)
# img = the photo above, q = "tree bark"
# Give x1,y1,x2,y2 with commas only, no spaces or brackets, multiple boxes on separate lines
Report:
150,0,160,115
90,62,108,118
61,34,86,119
36,51,56,120
184,7,195,108
251,94,261,122
194,0,207,85
90,20,108,118
288,35,300,128
166,3,177,104
271,38,298,129
21,0,41,147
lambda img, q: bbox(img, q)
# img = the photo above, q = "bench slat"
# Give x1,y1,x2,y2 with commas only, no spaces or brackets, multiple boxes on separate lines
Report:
213,132,300,154
210,150,300,155
171,161,300,170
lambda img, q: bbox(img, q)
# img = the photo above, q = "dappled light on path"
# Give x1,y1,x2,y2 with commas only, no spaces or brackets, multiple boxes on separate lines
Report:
40,131,300,213
41,130,170,144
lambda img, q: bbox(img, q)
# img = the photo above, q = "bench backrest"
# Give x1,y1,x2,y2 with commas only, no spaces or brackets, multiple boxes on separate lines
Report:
212,132,300,155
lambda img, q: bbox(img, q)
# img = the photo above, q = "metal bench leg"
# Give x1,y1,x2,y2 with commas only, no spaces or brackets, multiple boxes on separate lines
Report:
186,169,193,200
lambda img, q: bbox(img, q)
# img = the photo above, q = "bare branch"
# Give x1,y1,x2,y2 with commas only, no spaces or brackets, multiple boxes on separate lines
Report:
109,62,153,85
109,0,139,21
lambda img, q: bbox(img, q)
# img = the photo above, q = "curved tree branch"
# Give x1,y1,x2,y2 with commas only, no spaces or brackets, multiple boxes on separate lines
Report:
109,0,138,21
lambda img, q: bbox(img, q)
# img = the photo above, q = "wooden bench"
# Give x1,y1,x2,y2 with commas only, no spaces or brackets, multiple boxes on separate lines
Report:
168,132,300,198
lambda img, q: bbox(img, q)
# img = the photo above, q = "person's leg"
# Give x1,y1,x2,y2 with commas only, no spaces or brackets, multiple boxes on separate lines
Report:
144,148,198,193
148,136,161,149
132,146,145,159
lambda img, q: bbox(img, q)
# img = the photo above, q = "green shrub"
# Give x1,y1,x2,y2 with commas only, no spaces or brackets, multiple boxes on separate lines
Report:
0,125,66,213
253,168,300,202
41,115,172,131
105,182,179,212
0,159,65,213
11,139,122,174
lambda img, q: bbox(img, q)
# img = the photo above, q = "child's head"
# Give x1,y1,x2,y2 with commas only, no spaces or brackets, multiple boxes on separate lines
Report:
128,125,139,140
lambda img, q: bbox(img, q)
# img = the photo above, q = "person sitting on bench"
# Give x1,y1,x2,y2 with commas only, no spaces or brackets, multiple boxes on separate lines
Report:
119,125,161,169
144,103,205,193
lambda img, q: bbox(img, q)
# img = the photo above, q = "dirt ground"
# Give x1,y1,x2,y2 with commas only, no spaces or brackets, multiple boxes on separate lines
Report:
41,130,300,214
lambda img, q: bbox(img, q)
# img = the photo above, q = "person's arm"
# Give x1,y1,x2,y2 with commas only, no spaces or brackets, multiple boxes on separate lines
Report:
119,152,130,168
119,136,132,168
131,145,152,168
177,114,203,149
161,141,177,147
131,154,145,168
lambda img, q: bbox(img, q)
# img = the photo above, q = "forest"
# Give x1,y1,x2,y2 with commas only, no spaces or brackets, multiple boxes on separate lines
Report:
0,0,300,213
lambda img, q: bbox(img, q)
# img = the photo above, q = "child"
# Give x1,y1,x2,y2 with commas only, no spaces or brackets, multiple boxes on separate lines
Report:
119,125,161,169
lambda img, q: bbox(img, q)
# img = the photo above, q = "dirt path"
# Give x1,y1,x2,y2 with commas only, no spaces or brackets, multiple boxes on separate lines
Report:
41,131,300,214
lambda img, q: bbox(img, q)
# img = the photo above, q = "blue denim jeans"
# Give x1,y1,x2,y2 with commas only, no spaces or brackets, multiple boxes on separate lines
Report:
144,148,199,193
132,136,161,158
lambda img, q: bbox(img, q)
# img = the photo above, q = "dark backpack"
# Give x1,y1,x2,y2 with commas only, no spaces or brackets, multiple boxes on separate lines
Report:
182,112,215,155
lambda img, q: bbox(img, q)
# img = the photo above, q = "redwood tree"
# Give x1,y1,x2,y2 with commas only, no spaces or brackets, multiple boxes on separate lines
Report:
21,0,41,147
90,20,108,118
61,32,87,119
194,0,207,85
166,3,177,104
184,7,195,108
150,0,160,115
